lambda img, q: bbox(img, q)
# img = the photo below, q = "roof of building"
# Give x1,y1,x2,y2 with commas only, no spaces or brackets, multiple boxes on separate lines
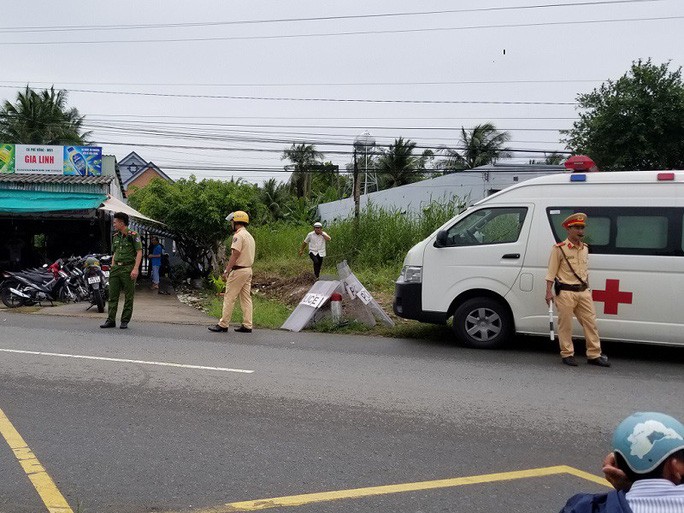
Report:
0,173,114,185
315,163,565,222
123,161,173,186
118,151,149,182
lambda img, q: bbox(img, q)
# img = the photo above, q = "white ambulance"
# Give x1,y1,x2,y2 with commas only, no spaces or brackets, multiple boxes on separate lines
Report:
393,170,684,348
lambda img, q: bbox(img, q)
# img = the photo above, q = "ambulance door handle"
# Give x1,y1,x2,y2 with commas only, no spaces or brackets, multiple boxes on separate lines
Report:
502,253,520,259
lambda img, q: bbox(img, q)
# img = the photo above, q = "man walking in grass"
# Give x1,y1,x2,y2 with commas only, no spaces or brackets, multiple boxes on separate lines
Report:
299,221,331,279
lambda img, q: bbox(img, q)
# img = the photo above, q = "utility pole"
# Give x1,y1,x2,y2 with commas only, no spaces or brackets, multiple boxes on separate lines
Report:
353,147,360,219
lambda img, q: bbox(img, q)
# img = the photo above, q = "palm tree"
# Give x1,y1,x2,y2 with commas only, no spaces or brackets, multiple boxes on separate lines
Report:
281,143,323,199
376,137,431,189
0,86,90,144
260,178,290,221
440,123,511,172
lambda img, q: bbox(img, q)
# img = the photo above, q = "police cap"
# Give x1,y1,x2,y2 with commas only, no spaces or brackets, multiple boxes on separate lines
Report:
562,213,587,229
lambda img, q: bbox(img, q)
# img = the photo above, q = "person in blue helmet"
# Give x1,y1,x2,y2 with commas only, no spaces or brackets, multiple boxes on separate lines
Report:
560,412,684,513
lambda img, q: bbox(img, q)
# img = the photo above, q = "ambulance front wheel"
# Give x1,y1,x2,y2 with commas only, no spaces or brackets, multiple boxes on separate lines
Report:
452,297,512,349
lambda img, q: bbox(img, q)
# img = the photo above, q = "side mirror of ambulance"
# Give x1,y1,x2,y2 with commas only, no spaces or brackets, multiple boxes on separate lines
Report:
434,230,448,248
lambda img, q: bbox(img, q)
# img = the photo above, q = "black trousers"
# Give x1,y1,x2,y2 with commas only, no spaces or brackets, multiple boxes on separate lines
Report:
309,252,324,278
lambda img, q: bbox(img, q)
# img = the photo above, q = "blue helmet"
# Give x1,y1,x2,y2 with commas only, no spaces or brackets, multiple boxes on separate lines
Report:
613,412,684,474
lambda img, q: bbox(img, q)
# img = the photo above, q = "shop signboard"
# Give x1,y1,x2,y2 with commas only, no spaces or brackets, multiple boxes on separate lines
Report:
0,144,102,176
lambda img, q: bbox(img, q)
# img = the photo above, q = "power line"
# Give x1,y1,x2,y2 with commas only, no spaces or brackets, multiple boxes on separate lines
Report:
0,86,577,105
0,1,665,34
147,165,570,174
87,123,566,147
87,114,580,121
84,120,567,131
1,15,679,45
0,79,603,88
96,139,565,156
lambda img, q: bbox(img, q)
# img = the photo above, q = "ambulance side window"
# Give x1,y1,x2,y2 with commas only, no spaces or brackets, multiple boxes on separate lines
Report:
444,207,527,247
547,207,684,256
616,216,668,249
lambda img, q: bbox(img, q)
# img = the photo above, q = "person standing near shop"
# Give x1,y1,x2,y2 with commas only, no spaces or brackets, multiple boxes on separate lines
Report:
148,236,162,290
298,221,331,279
208,210,255,334
101,212,142,330
545,212,610,367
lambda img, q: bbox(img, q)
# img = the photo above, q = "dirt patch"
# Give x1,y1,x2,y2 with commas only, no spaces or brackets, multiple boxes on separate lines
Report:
176,270,406,327
251,271,316,306
251,270,405,323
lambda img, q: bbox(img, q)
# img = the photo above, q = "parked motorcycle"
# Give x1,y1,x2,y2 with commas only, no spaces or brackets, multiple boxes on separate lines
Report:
61,257,90,302
0,259,76,308
82,255,108,313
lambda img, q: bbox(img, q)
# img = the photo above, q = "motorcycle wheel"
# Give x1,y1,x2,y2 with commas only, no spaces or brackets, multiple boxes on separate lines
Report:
95,289,105,313
1,281,27,308
58,286,74,303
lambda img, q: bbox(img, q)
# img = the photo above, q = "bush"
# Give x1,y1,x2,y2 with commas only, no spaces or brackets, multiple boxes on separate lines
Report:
246,198,464,279
326,199,464,269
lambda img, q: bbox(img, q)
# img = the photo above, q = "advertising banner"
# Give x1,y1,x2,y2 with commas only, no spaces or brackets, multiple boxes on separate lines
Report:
63,146,102,176
0,144,15,173
16,145,64,174
0,144,102,175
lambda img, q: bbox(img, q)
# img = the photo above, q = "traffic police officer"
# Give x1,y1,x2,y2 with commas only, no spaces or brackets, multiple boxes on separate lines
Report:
545,213,610,367
101,212,143,329
209,210,255,334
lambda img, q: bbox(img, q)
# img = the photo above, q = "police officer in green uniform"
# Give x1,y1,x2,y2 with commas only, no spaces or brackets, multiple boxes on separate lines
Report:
100,212,142,329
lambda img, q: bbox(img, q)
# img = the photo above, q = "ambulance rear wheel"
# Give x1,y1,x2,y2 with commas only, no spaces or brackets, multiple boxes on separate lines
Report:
452,298,512,349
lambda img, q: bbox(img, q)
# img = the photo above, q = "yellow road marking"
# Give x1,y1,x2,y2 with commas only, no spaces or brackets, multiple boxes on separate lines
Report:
0,407,73,513
181,465,611,512
564,466,614,487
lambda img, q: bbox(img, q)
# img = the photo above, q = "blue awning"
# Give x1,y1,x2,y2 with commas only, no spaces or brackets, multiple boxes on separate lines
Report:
0,190,107,213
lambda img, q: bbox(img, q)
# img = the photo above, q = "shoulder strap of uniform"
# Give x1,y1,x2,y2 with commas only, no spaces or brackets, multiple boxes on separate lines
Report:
557,245,587,287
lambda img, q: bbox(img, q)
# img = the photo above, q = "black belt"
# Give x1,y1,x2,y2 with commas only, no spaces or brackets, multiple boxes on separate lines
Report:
232,265,251,270
558,283,587,292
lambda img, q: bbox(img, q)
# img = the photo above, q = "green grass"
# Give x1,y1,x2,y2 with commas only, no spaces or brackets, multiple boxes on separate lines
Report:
249,200,462,279
206,285,455,341
207,292,293,329
211,200,465,338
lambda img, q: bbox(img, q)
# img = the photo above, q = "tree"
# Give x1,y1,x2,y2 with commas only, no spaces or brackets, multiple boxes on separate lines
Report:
529,152,565,165
127,176,263,277
376,137,432,189
260,178,289,222
0,86,90,145
281,143,324,199
439,123,511,171
563,59,684,171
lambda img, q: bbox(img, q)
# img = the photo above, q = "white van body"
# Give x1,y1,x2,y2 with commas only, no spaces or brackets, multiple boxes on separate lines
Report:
393,171,684,348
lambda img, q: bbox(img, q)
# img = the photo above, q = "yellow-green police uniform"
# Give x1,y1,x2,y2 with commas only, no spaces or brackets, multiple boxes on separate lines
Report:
546,239,602,359
218,227,255,329
107,229,142,325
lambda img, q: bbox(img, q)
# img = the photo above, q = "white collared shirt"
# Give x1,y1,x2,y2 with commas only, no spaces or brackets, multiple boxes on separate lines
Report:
304,231,328,257
626,479,684,513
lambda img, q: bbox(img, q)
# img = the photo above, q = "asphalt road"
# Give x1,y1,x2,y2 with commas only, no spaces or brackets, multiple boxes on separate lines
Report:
0,313,682,513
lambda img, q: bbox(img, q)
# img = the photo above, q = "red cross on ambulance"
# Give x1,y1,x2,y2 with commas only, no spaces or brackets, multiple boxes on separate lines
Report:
592,279,633,315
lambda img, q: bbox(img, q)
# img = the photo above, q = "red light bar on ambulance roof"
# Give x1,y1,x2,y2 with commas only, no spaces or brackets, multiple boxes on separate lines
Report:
657,172,675,181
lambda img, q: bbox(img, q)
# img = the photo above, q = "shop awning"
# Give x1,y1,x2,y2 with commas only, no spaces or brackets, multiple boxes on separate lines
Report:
98,195,164,225
0,189,107,213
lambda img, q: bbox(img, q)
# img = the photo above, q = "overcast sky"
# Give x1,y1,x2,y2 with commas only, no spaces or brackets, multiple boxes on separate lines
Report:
1,0,682,183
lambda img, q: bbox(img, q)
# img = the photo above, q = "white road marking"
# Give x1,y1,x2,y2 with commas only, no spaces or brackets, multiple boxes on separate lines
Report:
0,348,254,374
